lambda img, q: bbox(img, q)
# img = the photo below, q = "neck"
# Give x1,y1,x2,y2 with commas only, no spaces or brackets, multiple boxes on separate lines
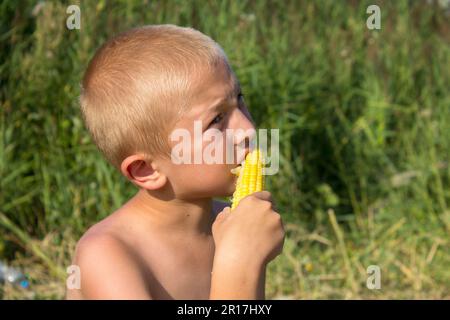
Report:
127,188,214,237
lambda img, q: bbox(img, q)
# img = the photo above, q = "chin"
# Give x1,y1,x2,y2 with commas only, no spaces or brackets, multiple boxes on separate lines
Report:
226,183,236,196
213,184,235,198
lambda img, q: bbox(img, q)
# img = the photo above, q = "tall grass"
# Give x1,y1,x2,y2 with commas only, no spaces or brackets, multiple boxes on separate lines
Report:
1,0,449,299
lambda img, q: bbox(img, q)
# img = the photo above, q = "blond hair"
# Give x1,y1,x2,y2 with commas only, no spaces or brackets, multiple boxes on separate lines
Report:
80,24,228,170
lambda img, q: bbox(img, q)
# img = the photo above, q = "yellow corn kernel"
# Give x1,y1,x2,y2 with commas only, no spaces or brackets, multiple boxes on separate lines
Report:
231,149,264,209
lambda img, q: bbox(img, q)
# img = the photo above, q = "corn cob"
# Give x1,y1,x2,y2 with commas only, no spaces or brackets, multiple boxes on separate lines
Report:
231,149,265,209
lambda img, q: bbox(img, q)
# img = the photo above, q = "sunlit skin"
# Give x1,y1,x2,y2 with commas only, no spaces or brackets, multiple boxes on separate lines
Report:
66,60,284,300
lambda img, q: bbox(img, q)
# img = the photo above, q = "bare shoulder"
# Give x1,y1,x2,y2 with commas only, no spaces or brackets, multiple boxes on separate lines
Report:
67,222,152,300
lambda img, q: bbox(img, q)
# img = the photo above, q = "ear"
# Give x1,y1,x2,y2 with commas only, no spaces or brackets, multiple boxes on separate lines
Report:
120,154,167,190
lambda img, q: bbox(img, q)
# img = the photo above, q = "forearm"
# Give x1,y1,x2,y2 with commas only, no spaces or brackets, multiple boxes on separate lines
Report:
209,253,266,300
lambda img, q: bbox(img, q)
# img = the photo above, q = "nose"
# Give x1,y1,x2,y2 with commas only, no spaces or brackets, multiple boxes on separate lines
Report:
239,104,255,127
230,107,257,150
237,107,255,131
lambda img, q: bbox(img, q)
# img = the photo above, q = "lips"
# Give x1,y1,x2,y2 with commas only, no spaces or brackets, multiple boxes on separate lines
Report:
230,149,249,174
230,165,241,175
238,148,250,164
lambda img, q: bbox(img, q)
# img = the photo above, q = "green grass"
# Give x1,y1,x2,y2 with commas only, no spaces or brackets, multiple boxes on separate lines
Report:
1,0,449,299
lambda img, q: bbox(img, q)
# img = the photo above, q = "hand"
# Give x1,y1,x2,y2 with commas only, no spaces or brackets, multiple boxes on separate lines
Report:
212,191,285,267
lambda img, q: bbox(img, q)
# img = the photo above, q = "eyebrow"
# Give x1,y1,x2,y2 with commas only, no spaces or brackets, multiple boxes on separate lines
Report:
207,80,242,114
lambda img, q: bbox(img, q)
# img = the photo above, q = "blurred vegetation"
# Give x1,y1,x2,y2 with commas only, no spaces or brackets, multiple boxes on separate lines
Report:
0,0,449,299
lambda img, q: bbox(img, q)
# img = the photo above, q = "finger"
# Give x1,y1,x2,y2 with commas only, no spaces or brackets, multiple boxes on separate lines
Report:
251,191,273,203
216,206,230,220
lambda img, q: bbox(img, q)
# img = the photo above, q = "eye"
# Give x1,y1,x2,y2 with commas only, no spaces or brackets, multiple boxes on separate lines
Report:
209,113,225,127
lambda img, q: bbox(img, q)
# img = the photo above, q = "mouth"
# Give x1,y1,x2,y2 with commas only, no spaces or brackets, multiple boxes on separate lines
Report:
230,163,242,175
230,149,250,175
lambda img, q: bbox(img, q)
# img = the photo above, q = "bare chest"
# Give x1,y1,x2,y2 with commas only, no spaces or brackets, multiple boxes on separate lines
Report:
138,237,215,299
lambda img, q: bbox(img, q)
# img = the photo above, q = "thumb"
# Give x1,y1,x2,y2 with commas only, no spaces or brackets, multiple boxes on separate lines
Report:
250,191,273,203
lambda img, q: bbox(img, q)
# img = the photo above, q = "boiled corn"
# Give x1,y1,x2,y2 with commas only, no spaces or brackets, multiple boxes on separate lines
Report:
231,149,264,209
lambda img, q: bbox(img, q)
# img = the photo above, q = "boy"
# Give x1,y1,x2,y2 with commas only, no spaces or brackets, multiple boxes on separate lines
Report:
66,24,284,300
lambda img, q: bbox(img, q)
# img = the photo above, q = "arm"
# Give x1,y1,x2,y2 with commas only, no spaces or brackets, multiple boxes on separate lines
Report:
209,251,266,299
209,192,284,300
212,201,265,299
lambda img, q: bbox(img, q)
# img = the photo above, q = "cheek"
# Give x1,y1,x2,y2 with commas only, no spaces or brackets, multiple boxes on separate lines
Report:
170,163,235,195
190,163,231,184
199,131,232,164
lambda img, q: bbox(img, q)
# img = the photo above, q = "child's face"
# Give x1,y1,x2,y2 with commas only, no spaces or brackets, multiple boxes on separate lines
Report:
160,62,255,200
